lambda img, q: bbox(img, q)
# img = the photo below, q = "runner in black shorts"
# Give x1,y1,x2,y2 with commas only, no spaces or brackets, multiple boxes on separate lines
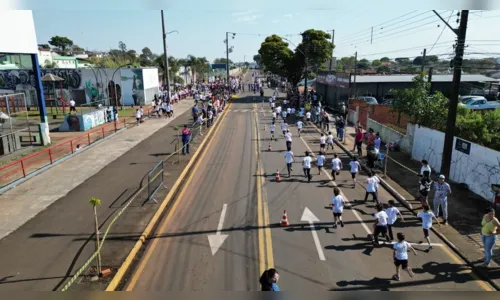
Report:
392,232,416,281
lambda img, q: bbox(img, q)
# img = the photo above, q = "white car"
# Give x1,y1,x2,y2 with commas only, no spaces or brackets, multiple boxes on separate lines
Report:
459,98,500,110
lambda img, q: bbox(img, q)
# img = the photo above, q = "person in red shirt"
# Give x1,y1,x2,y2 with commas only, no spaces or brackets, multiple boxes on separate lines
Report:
353,126,364,156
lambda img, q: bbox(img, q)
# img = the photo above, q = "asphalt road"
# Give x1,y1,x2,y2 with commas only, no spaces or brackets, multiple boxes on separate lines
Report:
126,84,494,291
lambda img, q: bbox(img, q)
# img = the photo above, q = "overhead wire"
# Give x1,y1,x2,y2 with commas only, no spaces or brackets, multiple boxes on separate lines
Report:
428,10,454,54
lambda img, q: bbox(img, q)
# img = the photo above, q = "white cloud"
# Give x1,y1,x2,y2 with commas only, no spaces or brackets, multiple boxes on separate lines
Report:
283,13,293,19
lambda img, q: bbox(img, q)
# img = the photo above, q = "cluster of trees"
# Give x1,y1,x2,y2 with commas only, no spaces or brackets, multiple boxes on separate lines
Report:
256,29,334,85
335,55,498,75
39,36,222,84
390,74,500,150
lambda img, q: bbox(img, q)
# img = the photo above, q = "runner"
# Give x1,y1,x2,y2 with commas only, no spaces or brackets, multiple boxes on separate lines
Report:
330,187,346,228
349,157,361,188
386,200,405,241
296,119,303,137
316,151,326,175
269,122,276,141
284,148,295,177
364,171,380,203
319,133,326,152
372,203,391,246
416,170,432,208
281,109,287,122
331,153,343,181
272,110,277,123
417,204,441,250
326,131,334,151
306,110,312,124
392,232,416,281
302,151,312,183
281,121,288,136
285,129,292,150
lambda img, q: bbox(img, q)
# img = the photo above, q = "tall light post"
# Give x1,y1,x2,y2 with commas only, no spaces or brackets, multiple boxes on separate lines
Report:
225,32,236,82
161,11,179,101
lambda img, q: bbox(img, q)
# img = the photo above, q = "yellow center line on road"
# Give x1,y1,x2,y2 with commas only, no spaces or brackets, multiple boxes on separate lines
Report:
306,123,494,292
125,102,232,291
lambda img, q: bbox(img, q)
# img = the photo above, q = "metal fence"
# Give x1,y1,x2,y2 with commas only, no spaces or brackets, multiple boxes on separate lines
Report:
147,161,166,204
0,93,36,154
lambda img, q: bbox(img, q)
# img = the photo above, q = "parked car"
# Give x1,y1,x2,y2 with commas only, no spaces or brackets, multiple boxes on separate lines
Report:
358,96,378,105
459,95,487,104
459,98,500,110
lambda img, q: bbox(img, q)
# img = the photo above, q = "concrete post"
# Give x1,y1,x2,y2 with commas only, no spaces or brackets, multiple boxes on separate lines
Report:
31,54,50,145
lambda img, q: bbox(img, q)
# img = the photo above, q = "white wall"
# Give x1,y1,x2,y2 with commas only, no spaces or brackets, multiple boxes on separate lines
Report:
0,10,38,54
411,126,500,202
367,119,416,154
142,68,159,89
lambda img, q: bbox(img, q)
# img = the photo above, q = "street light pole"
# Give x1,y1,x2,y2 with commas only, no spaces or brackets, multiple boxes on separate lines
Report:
161,10,171,101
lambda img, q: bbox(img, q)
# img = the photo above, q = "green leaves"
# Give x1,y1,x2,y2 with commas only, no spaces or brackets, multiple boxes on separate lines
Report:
89,197,102,207
258,30,334,86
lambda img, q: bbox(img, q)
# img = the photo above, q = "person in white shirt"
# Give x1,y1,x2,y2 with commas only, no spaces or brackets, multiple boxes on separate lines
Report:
281,110,287,121
69,99,76,114
269,122,276,140
135,109,141,125
285,130,292,149
349,157,361,187
306,111,311,123
316,151,326,175
284,149,295,177
330,187,347,228
386,200,405,241
302,151,312,182
331,153,343,181
364,171,380,203
272,111,277,123
271,102,275,111
419,160,431,177
296,120,303,137
168,103,174,117
392,232,416,281
319,133,326,152
281,122,288,136
326,131,334,151
373,203,391,246
417,205,441,250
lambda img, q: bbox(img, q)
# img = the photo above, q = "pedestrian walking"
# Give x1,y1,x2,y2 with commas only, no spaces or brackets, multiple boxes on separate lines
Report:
330,187,346,228
392,232,416,281
331,153,342,181
326,131,334,151
303,151,312,183
296,119,303,137
432,175,452,224
285,130,292,150
372,203,391,246
306,111,311,124
353,126,364,156
317,151,326,175
269,122,276,140
364,171,380,203
284,148,295,177
386,200,405,241
417,205,441,250
135,108,141,125
259,268,280,291
337,116,345,142
181,125,191,155
349,157,361,188
419,160,432,177
481,208,499,267
319,133,326,152
416,171,432,208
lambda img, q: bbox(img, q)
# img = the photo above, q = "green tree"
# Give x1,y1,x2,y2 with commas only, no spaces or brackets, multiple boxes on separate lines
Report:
253,54,262,65
390,73,449,129
357,59,370,69
139,47,156,66
395,57,410,64
214,58,233,65
427,55,439,64
372,59,382,67
295,29,334,73
48,36,73,51
336,56,356,72
380,57,390,62
413,56,424,65
258,35,299,84
377,65,391,73
118,41,127,53
38,44,50,49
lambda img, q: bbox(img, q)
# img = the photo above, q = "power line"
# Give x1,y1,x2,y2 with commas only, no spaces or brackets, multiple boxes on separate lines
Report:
357,42,454,58
428,11,454,54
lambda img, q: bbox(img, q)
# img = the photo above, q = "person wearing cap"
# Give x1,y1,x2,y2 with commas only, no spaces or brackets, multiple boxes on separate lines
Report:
433,174,452,225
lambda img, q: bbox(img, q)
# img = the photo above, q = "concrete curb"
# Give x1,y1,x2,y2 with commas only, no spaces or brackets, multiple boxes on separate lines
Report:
105,102,232,291
329,127,500,291
0,127,127,194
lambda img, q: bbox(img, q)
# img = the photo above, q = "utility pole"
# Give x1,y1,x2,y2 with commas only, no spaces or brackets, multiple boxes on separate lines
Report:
441,10,469,179
371,27,374,44
328,30,335,71
161,10,171,100
428,67,434,94
226,32,230,81
352,51,358,99
421,48,427,73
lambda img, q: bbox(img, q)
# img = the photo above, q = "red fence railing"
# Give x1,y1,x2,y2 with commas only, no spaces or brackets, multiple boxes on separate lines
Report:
0,119,127,188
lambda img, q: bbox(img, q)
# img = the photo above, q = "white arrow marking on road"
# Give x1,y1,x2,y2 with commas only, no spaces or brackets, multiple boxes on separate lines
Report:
207,204,229,255
301,207,326,261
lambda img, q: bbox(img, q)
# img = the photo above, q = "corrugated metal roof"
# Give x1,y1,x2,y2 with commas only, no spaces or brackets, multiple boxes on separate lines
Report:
351,74,498,83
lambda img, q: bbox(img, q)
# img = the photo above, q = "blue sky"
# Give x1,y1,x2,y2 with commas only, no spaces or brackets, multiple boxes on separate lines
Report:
10,0,500,63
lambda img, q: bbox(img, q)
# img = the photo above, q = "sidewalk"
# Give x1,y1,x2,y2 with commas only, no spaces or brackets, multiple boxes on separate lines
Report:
336,124,500,288
0,98,210,291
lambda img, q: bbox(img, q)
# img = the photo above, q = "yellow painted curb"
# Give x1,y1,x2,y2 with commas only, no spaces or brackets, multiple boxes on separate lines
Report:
105,103,232,291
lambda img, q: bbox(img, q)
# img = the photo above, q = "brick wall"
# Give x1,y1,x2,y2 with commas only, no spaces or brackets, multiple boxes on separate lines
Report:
349,99,410,131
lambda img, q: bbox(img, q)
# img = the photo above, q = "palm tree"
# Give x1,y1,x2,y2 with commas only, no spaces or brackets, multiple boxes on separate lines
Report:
186,55,199,83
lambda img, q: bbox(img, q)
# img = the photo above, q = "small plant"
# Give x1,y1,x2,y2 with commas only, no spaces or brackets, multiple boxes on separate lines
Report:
89,197,102,275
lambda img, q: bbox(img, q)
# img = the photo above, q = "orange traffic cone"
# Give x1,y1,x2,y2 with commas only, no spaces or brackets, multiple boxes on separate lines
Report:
268,143,272,151
275,169,281,182
280,210,289,227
